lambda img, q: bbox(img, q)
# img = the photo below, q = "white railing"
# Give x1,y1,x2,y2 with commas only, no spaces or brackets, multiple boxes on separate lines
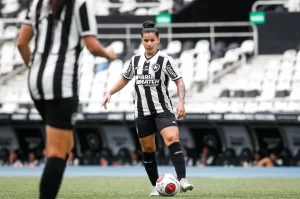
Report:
251,0,287,12
108,2,160,8
0,19,258,53
96,22,258,55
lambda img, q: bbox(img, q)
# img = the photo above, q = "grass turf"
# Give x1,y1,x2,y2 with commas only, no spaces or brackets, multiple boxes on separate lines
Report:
0,177,300,198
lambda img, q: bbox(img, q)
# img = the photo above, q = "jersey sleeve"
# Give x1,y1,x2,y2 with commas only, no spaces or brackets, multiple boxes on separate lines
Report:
74,0,97,37
122,59,134,80
23,0,39,26
163,57,182,81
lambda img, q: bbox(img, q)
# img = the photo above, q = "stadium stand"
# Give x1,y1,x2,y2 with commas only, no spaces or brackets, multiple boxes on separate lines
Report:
0,0,195,17
193,51,300,114
0,36,250,114
253,0,300,12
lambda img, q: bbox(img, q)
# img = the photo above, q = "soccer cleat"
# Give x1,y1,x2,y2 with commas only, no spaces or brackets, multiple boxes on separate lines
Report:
149,186,160,196
180,178,194,192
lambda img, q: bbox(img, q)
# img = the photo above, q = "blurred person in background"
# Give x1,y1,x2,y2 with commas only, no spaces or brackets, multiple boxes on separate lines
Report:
26,151,39,167
39,148,47,167
102,21,193,196
9,150,23,167
198,145,215,166
66,151,79,166
116,148,132,166
183,146,193,166
99,147,114,166
251,151,262,166
16,0,116,198
131,149,143,166
0,148,10,166
256,152,279,167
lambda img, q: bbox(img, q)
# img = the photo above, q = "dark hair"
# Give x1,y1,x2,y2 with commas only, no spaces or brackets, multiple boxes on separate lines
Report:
49,0,69,21
141,21,159,37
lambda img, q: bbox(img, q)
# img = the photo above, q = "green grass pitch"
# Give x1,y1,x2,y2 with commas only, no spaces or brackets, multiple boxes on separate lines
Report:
0,177,300,198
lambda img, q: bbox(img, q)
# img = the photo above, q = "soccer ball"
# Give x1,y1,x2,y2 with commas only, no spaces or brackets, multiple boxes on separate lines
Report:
155,173,180,196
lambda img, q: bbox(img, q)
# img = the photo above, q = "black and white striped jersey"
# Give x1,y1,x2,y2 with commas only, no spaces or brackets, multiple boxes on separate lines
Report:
24,0,97,100
123,50,182,117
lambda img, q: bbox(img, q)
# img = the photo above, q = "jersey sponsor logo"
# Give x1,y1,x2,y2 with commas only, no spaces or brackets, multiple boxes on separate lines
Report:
124,63,132,77
152,63,160,72
143,65,149,71
166,65,178,79
136,74,160,86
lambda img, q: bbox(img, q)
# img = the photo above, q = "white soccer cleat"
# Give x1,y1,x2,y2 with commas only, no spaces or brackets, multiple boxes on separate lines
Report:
180,178,194,192
149,186,160,196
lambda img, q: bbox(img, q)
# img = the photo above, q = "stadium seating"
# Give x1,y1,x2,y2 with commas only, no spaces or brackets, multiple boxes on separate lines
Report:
0,36,250,114
0,0,195,17
0,1,295,115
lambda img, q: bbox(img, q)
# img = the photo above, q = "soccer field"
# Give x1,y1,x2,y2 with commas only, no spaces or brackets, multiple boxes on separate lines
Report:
0,177,300,199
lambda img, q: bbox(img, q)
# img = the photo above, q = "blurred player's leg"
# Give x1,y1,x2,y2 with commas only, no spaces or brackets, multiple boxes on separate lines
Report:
39,125,73,199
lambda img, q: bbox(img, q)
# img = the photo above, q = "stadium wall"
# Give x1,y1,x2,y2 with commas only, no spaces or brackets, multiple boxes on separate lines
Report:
1,112,300,165
257,12,300,54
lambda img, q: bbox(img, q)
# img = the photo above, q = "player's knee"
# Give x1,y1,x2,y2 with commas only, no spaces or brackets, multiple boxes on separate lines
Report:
141,145,156,153
165,135,179,145
47,145,69,159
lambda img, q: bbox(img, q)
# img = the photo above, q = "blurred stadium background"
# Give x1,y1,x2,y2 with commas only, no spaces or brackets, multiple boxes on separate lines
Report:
0,0,300,170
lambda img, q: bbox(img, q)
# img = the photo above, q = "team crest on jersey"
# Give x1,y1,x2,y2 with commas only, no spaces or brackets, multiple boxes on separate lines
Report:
152,63,160,72
71,112,77,126
165,103,171,111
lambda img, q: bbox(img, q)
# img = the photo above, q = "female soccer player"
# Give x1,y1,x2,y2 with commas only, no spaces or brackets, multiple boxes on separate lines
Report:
102,21,193,196
17,0,116,198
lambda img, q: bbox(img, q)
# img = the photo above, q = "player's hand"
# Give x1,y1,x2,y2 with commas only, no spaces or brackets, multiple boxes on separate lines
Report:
102,93,111,110
105,46,117,61
176,102,185,119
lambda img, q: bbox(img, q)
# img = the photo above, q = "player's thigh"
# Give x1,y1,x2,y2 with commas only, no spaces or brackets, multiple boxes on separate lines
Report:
155,111,178,133
135,115,157,138
45,125,73,159
135,115,157,152
139,134,157,152
155,112,179,146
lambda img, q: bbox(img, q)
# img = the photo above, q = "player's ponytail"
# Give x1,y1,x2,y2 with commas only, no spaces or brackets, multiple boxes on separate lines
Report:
141,21,159,37
49,0,69,21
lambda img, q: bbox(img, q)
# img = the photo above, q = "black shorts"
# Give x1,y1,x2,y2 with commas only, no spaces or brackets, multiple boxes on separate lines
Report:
134,111,178,138
33,96,79,130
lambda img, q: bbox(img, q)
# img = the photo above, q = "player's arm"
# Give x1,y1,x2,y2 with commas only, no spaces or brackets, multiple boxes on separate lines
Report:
17,0,38,67
164,56,185,118
175,78,185,105
175,78,185,119
102,59,134,109
17,24,33,67
109,76,130,95
76,0,115,61
102,77,130,110
83,36,115,61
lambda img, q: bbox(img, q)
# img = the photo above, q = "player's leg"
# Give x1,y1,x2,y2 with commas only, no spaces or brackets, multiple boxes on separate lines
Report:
39,97,77,199
135,115,159,196
39,126,73,199
156,112,193,192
